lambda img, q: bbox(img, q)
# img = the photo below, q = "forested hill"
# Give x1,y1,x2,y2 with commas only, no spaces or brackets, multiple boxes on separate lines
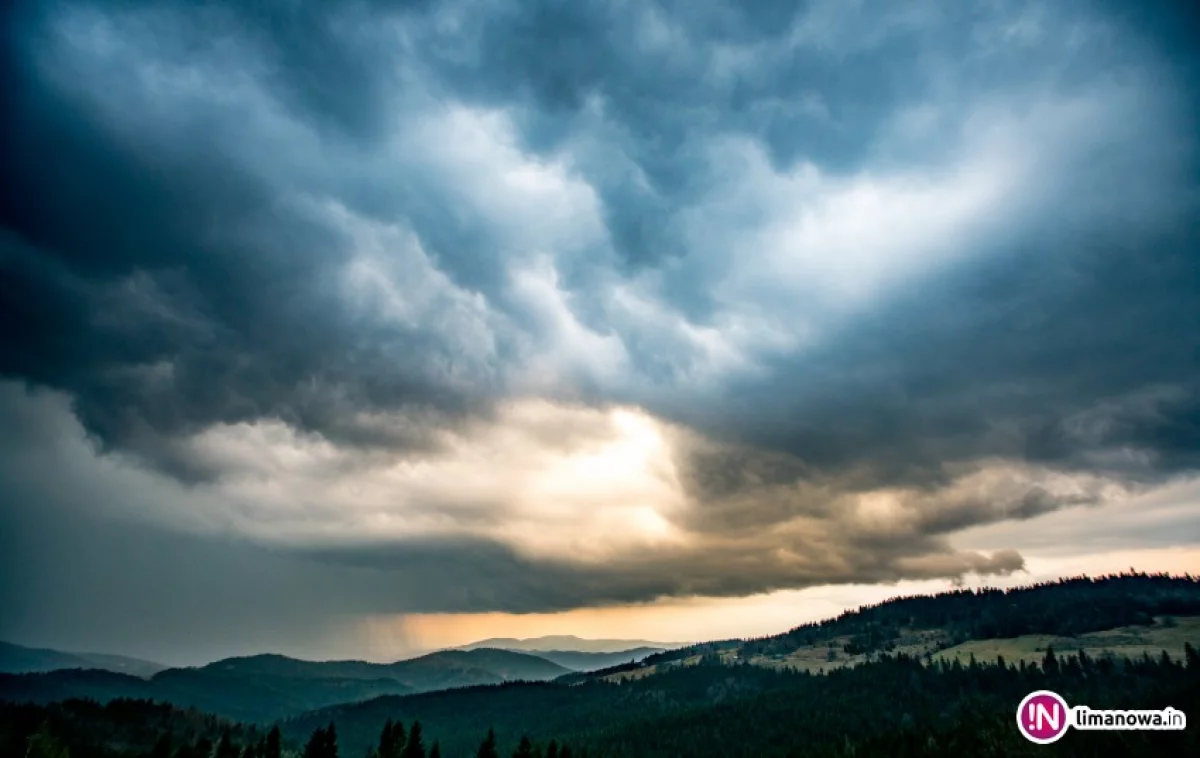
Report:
747,571,1200,651
0,648,571,723
4,572,1199,757
8,643,1198,758
284,644,1200,758
578,571,1200,679
1,698,270,758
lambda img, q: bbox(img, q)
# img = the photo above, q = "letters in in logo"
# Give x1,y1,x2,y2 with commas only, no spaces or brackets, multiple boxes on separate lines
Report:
1017,690,1071,744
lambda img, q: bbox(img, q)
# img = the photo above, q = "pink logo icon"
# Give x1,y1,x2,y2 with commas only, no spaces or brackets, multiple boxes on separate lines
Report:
1017,690,1071,744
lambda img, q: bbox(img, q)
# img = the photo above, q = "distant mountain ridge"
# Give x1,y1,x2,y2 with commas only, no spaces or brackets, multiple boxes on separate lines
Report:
526,647,665,671
461,635,686,654
0,647,570,723
0,641,165,678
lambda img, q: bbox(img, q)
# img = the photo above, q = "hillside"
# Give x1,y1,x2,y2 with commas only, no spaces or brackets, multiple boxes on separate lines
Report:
8,648,1198,758
392,648,571,683
0,641,165,678
279,572,1200,756
191,648,567,688
0,667,406,724
565,571,1200,683
1,699,270,758
285,643,1200,758
0,648,569,723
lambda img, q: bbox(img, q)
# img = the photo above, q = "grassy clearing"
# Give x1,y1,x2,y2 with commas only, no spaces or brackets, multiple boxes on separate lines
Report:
595,616,1200,681
933,616,1200,666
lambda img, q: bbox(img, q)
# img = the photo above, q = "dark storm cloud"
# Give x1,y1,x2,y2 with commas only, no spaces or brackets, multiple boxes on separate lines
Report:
0,0,506,477
674,223,1200,492
5,0,1195,470
299,537,1025,614
1,0,1199,650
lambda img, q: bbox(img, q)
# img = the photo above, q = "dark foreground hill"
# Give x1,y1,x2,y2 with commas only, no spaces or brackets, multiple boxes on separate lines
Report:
1,698,266,758
0,648,569,723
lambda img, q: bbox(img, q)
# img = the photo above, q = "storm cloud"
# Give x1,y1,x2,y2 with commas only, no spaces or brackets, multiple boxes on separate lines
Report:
1,0,1199,659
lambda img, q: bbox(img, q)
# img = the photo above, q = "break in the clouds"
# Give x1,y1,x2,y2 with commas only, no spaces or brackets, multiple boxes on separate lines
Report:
1,0,1199,659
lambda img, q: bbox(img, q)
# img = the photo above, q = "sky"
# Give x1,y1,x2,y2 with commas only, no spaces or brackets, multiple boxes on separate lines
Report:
1,0,1199,666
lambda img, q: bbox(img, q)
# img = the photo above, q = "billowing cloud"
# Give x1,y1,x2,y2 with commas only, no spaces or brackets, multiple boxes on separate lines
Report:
1,0,1199,659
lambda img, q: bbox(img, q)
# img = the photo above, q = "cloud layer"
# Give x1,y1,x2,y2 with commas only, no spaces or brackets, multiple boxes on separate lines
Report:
2,0,1199,658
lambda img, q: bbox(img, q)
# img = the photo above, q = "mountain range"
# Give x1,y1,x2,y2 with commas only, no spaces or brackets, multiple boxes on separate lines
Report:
2,573,1198,757
0,641,165,678
0,639,671,724
0,647,572,722
457,636,679,671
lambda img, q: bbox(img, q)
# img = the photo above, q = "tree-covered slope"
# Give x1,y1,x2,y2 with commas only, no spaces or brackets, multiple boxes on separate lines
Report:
4,573,1199,757
9,648,1196,758
287,645,1200,758
0,649,570,723
568,571,1200,682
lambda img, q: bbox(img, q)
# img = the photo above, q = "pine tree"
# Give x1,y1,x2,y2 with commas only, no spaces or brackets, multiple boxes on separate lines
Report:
512,735,535,758
545,740,559,758
477,728,500,758
326,722,340,758
559,746,573,758
1042,645,1060,677
216,730,240,758
1186,641,1200,670
264,726,282,758
379,719,405,758
305,724,339,758
377,719,392,758
401,721,426,758
1077,648,1091,675
429,742,441,758
304,727,327,758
